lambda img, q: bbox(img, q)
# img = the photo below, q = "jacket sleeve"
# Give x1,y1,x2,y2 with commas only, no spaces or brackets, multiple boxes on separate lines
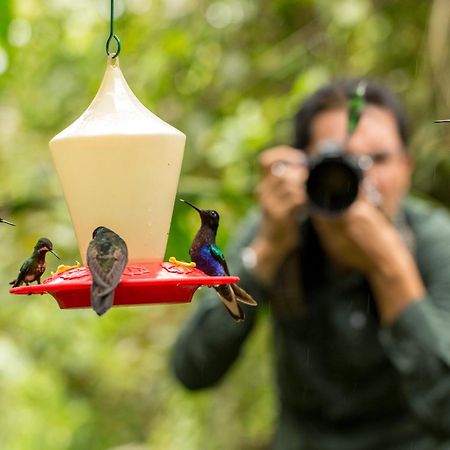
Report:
378,207,450,433
170,210,268,390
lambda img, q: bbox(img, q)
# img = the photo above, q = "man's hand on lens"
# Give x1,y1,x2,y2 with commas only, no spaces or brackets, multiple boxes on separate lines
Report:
257,146,308,252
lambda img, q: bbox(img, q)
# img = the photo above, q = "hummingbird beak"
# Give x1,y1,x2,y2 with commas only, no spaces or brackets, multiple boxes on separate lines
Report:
179,198,202,214
50,249,61,260
435,119,450,123
0,219,15,226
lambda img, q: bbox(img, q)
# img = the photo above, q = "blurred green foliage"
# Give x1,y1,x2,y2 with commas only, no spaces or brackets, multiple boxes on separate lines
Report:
0,0,449,449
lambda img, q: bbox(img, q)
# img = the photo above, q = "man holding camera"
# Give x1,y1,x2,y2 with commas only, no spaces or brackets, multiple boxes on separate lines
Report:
171,80,450,449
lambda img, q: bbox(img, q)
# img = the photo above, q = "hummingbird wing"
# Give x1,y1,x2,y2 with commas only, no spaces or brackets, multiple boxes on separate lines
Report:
10,258,32,287
87,243,128,294
207,244,257,305
208,244,230,275
206,245,246,321
87,235,128,316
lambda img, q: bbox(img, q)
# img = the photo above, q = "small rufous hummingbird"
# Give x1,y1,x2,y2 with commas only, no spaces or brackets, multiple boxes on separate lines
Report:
86,226,128,316
10,238,60,287
181,199,257,322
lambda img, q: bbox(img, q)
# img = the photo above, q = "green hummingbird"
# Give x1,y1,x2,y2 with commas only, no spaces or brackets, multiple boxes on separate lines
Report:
87,226,128,316
181,199,257,322
0,218,15,226
348,80,367,136
10,238,60,287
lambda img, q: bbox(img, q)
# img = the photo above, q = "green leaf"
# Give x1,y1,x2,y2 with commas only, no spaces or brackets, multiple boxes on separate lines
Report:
0,0,11,43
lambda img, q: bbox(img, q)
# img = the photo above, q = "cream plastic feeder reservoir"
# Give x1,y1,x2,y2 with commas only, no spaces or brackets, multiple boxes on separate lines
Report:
49,57,186,265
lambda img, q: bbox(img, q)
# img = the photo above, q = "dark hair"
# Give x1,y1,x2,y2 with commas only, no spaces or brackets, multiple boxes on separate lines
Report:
293,78,409,150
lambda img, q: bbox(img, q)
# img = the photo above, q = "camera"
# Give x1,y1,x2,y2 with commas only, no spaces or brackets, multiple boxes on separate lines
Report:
306,142,365,215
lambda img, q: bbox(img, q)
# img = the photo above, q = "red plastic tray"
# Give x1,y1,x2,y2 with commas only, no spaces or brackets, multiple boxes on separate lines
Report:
9,262,239,310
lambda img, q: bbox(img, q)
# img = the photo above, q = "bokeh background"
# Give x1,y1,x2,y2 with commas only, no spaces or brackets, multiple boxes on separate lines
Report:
0,1,449,449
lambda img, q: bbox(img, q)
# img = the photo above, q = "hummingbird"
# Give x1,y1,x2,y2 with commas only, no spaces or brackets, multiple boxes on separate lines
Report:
181,199,257,322
86,226,128,316
10,238,60,287
0,218,15,226
348,80,367,136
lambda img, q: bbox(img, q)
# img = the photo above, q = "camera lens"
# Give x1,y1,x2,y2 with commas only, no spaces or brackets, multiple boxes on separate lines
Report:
306,145,362,215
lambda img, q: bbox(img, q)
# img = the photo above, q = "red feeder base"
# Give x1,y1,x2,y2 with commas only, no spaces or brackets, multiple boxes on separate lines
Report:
9,262,239,310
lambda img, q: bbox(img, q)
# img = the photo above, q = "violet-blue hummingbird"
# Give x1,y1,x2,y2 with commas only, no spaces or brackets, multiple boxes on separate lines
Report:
87,226,128,316
181,199,257,322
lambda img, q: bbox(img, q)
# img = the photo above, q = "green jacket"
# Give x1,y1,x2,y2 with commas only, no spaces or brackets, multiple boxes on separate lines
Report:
171,198,450,450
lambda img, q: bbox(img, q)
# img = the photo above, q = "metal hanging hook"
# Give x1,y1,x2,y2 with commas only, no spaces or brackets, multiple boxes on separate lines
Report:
106,0,121,58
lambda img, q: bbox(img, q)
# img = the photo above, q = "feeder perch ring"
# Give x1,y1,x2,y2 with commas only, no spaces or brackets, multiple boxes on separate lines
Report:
9,262,239,310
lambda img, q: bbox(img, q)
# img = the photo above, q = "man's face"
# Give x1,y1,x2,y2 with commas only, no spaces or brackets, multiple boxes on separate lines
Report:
307,105,413,218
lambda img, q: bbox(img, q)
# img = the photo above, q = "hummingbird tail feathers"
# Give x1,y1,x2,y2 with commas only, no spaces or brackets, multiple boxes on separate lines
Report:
91,285,115,316
231,283,257,306
215,284,245,322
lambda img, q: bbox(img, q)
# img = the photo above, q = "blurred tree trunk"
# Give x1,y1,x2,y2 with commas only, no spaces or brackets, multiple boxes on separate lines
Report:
428,0,450,116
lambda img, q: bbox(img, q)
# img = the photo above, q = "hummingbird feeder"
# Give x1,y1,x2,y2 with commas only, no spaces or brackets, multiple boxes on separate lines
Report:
10,1,238,309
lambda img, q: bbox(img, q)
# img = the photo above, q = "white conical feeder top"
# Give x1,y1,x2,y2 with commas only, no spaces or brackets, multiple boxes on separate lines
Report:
54,57,182,137
50,57,186,265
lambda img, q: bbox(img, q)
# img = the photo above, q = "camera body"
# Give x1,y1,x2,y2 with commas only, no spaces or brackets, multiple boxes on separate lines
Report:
306,142,363,215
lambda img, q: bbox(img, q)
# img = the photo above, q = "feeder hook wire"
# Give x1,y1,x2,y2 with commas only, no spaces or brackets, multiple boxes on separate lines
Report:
106,0,121,58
